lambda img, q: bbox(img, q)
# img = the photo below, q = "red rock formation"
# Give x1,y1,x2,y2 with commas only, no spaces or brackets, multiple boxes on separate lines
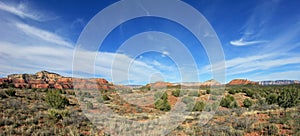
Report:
1,71,114,90
201,79,222,86
227,79,257,85
146,81,174,89
14,83,29,88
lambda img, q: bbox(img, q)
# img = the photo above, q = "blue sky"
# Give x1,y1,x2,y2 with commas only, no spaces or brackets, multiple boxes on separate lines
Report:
0,0,300,84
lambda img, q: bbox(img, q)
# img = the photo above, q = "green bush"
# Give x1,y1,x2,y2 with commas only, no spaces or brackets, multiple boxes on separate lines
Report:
265,124,279,135
244,89,254,98
206,89,211,94
102,94,110,101
243,98,253,108
5,88,16,96
45,90,69,109
154,92,171,111
220,95,238,108
0,90,7,98
188,90,199,97
266,93,278,105
193,101,205,111
154,92,163,100
86,102,93,109
154,99,171,111
228,89,236,94
48,109,69,120
172,89,180,97
277,88,300,109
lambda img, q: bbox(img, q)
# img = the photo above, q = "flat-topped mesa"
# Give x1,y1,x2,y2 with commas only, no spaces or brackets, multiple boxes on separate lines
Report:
227,79,258,85
1,71,114,90
145,81,174,89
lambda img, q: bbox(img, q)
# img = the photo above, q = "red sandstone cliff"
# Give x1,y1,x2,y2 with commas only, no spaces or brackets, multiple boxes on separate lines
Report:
0,71,114,90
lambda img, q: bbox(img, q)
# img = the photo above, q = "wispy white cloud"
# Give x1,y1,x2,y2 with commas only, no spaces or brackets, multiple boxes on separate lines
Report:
230,38,267,46
199,51,300,80
230,1,280,46
0,1,42,21
15,23,73,48
0,40,177,84
161,51,170,57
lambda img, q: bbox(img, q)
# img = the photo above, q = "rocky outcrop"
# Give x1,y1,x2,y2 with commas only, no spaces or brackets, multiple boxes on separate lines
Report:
202,79,222,86
227,79,257,85
0,71,114,90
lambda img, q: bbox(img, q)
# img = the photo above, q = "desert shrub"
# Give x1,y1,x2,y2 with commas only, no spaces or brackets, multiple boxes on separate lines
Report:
86,102,93,109
154,92,171,111
0,90,8,98
136,107,143,113
96,97,104,103
277,88,300,109
5,88,16,96
210,89,224,95
265,124,279,135
206,89,210,94
67,90,75,95
182,96,194,104
234,108,246,116
154,92,164,100
215,110,231,116
193,101,205,111
80,96,84,102
102,94,110,101
243,89,254,98
188,90,199,97
0,82,9,88
233,117,256,130
83,92,93,98
45,90,69,109
48,109,69,120
220,95,238,108
228,89,236,94
210,95,218,100
243,98,253,108
204,102,219,112
154,99,170,111
172,89,180,97
266,93,278,105
258,97,266,105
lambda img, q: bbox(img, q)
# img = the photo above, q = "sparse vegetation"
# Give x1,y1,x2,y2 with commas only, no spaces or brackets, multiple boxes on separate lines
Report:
277,87,299,109
86,101,93,109
5,88,16,96
266,93,278,105
243,98,253,108
102,94,110,101
45,90,69,109
220,95,238,108
192,101,205,111
0,83,299,135
154,92,171,111
171,89,180,97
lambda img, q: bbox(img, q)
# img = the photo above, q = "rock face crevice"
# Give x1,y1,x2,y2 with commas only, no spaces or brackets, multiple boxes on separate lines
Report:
0,71,114,90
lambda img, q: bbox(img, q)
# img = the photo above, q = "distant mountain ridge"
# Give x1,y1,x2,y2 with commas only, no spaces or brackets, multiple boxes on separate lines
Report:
258,80,300,86
0,71,299,89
